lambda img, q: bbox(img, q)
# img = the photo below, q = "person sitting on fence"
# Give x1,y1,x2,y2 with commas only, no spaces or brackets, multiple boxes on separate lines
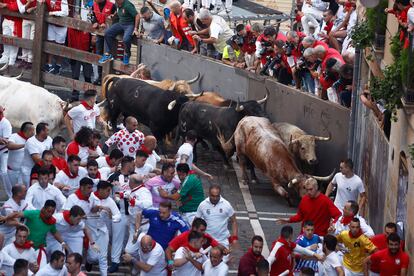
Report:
17,0,37,69
138,6,165,44
43,0,69,75
98,0,139,65
168,1,195,51
0,0,22,69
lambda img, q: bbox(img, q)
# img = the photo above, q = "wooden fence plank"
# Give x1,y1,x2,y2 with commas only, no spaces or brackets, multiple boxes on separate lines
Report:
112,60,138,74
0,9,35,20
44,16,105,36
0,35,33,49
31,3,47,86
43,41,102,64
42,72,101,92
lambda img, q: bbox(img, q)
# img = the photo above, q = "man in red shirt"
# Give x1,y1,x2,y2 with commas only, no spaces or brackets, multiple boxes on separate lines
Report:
238,235,265,276
368,233,410,276
371,222,401,250
277,178,341,236
165,218,222,270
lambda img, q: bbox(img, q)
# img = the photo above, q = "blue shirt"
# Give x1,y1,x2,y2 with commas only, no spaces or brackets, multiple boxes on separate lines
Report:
294,234,321,272
143,209,189,249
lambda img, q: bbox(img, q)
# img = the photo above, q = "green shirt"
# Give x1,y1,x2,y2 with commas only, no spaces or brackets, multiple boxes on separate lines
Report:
179,174,205,213
117,0,137,24
24,210,57,249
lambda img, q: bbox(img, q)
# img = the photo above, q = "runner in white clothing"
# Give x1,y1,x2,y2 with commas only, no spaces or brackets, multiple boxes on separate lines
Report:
54,155,88,196
0,185,30,246
202,247,229,276
104,116,144,158
26,168,66,211
0,233,15,276
65,126,94,166
174,231,208,276
0,106,12,196
123,234,167,276
20,123,53,187
2,225,39,274
6,122,35,188
135,150,156,181
65,89,102,139
319,235,344,276
96,149,124,169
36,250,68,276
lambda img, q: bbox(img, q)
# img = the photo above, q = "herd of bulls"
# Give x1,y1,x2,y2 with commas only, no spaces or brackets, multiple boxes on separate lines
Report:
0,74,333,204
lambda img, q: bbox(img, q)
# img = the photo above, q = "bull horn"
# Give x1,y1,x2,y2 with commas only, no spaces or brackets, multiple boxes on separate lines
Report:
168,100,177,110
97,99,107,107
0,63,8,72
314,131,331,141
215,123,235,157
187,73,201,84
235,98,244,112
257,88,270,104
311,168,336,182
12,71,23,80
288,178,298,188
187,92,203,99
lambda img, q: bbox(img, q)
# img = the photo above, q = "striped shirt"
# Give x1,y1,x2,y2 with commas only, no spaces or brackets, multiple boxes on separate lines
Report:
294,234,321,272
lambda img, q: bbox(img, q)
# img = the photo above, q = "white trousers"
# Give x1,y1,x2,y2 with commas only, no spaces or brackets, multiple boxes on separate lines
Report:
22,19,35,62
181,212,197,226
110,214,128,263
87,228,109,276
0,153,12,198
46,234,83,255
301,14,320,36
20,167,31,188
1,19,19,65
344,267,364,276
125,223,149,258
7,169,21,187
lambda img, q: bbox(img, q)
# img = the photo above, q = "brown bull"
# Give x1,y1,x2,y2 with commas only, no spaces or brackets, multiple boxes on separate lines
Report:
233,116,334,204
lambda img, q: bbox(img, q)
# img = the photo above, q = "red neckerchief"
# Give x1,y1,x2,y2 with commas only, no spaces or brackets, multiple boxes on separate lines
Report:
344,2,356,12
17,131,29,140
348,229,363,239
277,237,296,253
63,166,78,179
75,189,89,202
187,244,200,253
340,215,354,226
81,101,93,110
63,210,74,225
141,145,152,155
39,212,56,225
94,191,106,200
248,248,263,262
105,156,114,167
14,240,33,249
37,160,45,166
95,170,101,179
151,240,156,250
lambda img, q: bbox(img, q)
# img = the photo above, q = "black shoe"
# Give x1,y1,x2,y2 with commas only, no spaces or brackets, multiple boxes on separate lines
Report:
85,262,93,272
108,262,119,273
51,64,61,75
93,79,101,85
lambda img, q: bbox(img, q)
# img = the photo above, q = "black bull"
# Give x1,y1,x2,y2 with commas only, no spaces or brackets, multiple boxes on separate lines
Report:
102,77,190,142
177,99,268,165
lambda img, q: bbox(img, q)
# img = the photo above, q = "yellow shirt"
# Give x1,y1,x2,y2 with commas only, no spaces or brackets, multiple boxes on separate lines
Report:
337,230,377,272
222,45,240,61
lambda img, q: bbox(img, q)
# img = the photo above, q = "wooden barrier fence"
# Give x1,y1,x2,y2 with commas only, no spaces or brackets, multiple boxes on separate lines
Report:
0,4,142,95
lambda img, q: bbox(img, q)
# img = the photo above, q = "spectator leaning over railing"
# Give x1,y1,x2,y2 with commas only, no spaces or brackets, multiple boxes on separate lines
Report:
221,35,245,68
235,23,260,71
91,0,116,85
43,0,69,74
168,1,195,51
98,0,139,65
17,0,36,69
255,26,277,71
0,0,22,69
192,8,233,60
138,6,165,44
300,0,329,36
285,31,306,90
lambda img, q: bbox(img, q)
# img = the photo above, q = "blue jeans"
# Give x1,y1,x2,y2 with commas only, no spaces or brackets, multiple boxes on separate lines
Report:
302,71,315,94
104,22,134,57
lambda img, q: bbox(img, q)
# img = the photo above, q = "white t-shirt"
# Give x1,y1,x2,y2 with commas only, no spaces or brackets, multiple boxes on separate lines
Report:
332,173,365,211
53,167,88,196
67,103,100,134
346,10,357,34
21,136,53,171
174,247,207,276
176,143,194,169
209,15,234,53
3,242,37,263
26,183,66,211
35,263,68,276
137,233,167,276
7,133,27,170
319,251,342,275
135,164,154,176
202,259,228,276
196,197,235,247
0,118,12,155
146,150,161,169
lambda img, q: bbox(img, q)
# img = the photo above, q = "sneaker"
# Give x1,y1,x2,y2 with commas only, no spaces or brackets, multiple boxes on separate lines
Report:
43,64,53,73
108,262,119,273
122,55,130,65
85,262,93,272
98,54,114,64
51,64,61,75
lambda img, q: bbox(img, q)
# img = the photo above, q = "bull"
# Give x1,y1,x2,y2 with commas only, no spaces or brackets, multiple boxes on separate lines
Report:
272,122,331,172
178,92,268,166
233,116,334,205
0,76,71,136
100,76,202,146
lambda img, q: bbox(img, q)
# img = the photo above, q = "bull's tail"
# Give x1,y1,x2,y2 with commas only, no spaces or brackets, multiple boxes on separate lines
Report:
101,74,121,99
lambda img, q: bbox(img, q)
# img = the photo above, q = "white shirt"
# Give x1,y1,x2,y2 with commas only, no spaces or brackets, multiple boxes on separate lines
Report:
176,143,194,169
202,259,228,276
126,185,153,218
0,118,12,154
53,167,88,196
136,233,167,276
3,242,37,263
319,251,342,275
21,136,53,171
135,164,154,177
26,183,66,211
333,215,375,237
87,192,121,233
332,173,365,211
346,10,357,34
35,263,68,276
196,197,234,247
174,247,207,276
105,129,145,157
0,250,15,275
63,193,92,215
146,150,161,169
96,156,112,169
65,141,90,163
7,133,27,170
0,198,30,237
53,212,85,238
67,103,100,134
209,15,234,53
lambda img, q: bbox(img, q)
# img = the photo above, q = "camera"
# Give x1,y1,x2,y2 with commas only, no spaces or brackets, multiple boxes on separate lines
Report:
260,54,283,76
283,42,295,57
259,41,273,56
234,35,244,46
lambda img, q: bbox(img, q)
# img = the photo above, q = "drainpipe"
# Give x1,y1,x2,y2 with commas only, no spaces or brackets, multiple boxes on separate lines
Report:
347,48,362,160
